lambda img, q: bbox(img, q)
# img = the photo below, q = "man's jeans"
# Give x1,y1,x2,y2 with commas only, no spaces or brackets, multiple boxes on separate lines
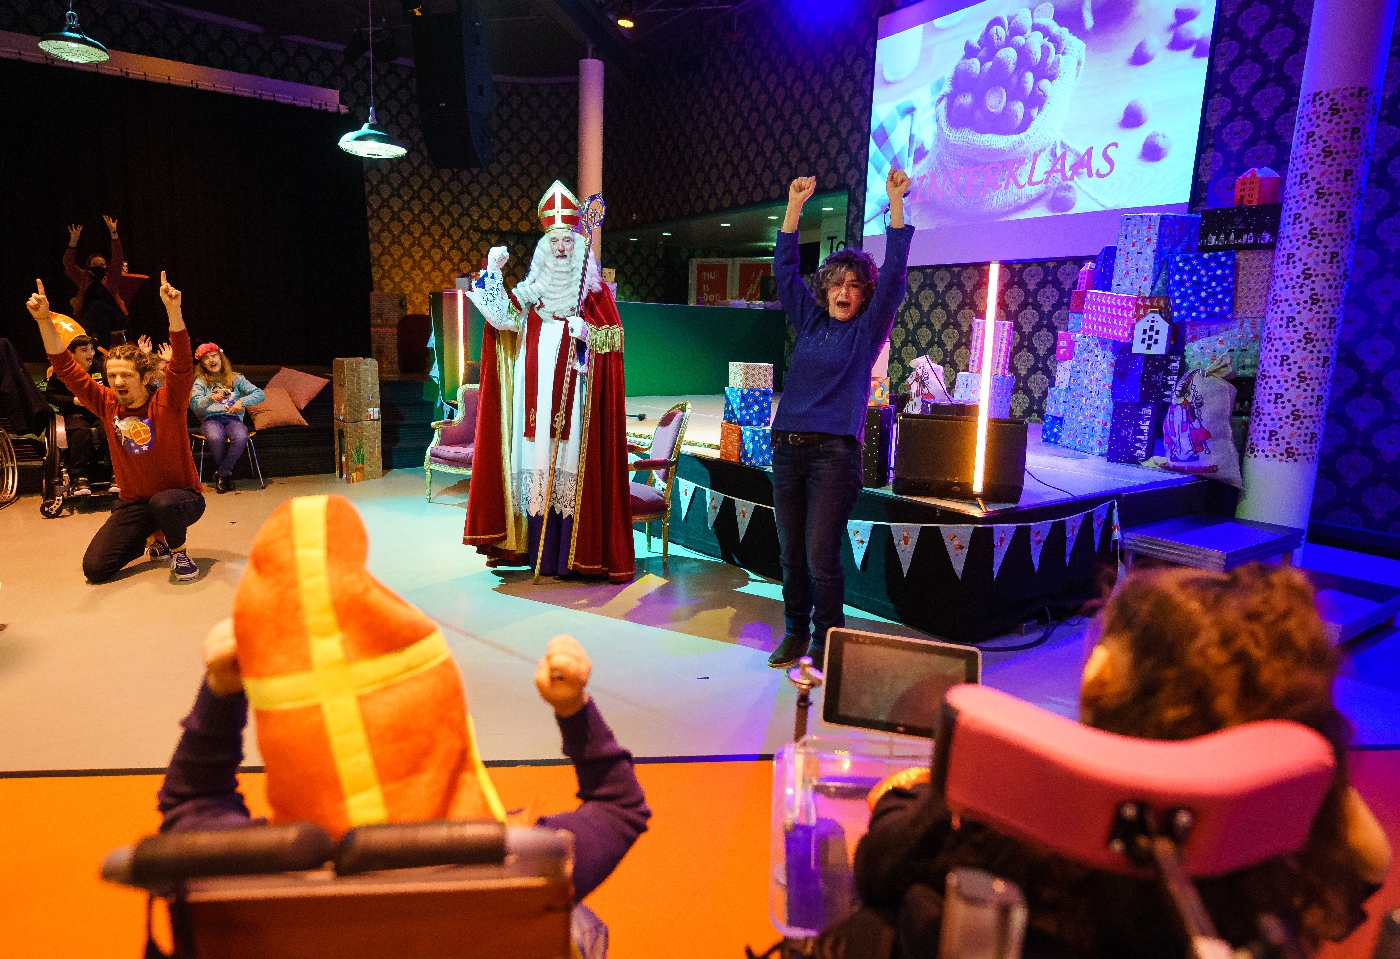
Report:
772,436,863,650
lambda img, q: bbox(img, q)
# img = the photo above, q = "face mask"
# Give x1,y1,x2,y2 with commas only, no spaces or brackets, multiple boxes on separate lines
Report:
89,266,107,282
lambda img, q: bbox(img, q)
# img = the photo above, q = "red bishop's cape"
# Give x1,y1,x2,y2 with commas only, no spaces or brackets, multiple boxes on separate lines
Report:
464,282,635,583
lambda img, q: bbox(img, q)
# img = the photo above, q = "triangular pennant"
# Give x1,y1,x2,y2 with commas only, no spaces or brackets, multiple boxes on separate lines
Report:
1065,513,1085,564
706,490,724,529
677,479,696,520
735,499,756,540
891,524,922,576
941,525,974,579
991,525,1015,580
848,521,875,568
1111,502,1121,543
1028,521,1053,572
1092,502,1109,549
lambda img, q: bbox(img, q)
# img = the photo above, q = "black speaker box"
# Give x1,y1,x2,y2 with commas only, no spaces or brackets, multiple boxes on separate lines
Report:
892,413,1027,502
864,405,895,488
411,12,493,168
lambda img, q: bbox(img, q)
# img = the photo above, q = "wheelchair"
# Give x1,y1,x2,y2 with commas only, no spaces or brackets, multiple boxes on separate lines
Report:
0,407,118,519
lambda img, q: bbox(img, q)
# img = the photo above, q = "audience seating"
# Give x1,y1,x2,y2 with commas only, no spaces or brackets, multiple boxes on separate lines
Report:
628,402,690,567
425,384,478,502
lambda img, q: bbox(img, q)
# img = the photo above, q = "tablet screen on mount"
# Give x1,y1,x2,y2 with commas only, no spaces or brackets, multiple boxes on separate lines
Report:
823,629,981,739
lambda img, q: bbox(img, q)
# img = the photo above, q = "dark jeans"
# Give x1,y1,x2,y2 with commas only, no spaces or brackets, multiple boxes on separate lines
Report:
772,436,863,649
201,415,249,476
83,488,206,583
63,410,103,478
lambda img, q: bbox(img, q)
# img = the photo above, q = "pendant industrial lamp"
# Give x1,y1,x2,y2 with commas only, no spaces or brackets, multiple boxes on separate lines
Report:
38,1,109,64
338,0,406,159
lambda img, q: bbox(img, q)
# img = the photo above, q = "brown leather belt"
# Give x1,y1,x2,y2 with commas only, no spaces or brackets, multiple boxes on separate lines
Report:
772,431,839,447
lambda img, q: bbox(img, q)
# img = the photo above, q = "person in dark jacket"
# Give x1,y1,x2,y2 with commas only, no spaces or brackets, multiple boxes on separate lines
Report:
45,334,106,495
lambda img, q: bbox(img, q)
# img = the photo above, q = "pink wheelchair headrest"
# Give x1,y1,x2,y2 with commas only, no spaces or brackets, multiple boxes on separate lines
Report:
936,685,1335,877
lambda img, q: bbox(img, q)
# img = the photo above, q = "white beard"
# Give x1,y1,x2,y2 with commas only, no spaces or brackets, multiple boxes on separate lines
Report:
512,232,602,318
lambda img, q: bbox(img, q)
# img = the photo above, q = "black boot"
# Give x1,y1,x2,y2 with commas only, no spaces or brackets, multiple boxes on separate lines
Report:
215,474,230,493
767,634,810,669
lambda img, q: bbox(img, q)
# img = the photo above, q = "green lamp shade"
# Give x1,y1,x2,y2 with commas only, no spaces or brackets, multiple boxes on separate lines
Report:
39,11,109,64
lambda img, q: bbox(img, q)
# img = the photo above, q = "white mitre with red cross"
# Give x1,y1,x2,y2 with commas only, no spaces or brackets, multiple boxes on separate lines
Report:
537,180,581,234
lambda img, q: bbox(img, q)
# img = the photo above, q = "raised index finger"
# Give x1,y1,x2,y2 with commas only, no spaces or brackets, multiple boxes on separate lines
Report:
36,278,45,296
161,270,168,286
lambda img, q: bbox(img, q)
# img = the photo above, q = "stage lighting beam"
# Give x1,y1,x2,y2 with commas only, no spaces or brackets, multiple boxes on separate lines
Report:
972,261,1000,497
38,2,109,64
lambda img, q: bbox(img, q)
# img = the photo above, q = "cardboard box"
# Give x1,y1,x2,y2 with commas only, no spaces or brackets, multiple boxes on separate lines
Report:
335,419,382,482
719,421,742,462
740,426,773,467
1233,249,1275,316
369,328,399,377
1112,354,1184,405
952,371,1013,418
333,357,380,423
969,319,1013,375
728,362,774,390
1198,205,1282,251
1112,213,1200,295
1107,401,1164,464
723,387,773,426
369,292,407,328
1166,251,1236,325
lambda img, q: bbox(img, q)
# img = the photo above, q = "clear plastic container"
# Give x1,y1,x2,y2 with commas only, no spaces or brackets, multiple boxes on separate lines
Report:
770,733,929,938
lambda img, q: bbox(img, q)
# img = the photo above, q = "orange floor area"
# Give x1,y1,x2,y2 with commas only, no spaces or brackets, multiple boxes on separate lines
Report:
3,753,1396,959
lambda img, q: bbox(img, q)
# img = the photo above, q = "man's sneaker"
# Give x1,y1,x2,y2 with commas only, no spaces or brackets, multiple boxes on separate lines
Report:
767,634,811,669
108,484,120,496
170,549,199,582
71,478,92,496
147,538,172,560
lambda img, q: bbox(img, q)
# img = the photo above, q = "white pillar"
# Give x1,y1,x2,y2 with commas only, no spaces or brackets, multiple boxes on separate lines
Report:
578,57,604,261
1236,0,1397,531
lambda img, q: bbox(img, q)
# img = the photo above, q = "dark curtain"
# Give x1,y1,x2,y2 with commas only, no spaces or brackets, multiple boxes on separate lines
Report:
0,57,371,365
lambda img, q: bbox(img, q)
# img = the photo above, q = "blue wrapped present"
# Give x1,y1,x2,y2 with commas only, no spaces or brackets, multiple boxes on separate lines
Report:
1045,386,1068,417
1041,413,1065,445
952,371,1013,418
1112,354,1184,405
1060,334,1123,456
1067,312,1083,332
1107,401,1165,464
1112,214,1200,296
723,386,772,427
1093,246,1117,291
740,426,772,467
1166,251,1236,325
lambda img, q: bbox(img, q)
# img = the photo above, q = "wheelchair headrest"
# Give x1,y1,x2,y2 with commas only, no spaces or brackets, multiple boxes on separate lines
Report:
932,685,1335,877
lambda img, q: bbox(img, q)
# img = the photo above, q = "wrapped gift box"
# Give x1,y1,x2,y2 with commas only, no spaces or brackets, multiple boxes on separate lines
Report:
1056,332,1075,362
723,386,773,426
1233,167,1281,207
1112,213,1200,295
1082,292,1171,343
1076,264,1095,291
1107,402,1164,464
740,426,773,467
1166,251,1236,325
1067,313,1083,333
1070,289,1088,312
1061,392,1114,456
868,377,891,407
1233,249,1275,316
1060,334,1123,456
728,361,774,390
1045,386,1069,417
719,421,742,462
1112,353,1184,405
1041,413,1065,445
333,357,381,422
1184,316,1263,377
1054,359,1075,387
969,319,1013,375
1198,205,1282,251
1093,246,1117,291
952,371,1013,418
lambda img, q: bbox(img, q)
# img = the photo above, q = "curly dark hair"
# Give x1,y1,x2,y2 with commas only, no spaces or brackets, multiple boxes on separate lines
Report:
814,248,879,315
105,343,156,378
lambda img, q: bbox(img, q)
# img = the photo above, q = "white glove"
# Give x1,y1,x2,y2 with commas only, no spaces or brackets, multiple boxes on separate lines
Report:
566,316,588,340
486,246,509,273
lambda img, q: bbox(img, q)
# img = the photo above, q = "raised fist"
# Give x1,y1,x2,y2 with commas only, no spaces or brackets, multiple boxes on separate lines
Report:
533,634,592,717
789,177,817,204
203,618,243,697
887,168,911,202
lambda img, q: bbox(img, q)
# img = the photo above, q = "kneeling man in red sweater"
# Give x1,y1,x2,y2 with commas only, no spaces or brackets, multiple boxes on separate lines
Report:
28,273,206,583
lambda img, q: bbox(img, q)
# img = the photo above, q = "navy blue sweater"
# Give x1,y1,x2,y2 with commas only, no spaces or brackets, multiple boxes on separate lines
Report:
771,224,915,442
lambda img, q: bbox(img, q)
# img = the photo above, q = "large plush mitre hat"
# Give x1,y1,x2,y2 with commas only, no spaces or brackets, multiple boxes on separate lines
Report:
233,494,504,838
538,180,581,234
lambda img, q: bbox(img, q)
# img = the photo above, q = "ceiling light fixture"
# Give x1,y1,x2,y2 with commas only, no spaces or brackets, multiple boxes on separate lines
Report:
38,2,109,64
616,16,635,28
720,222,731,227
661,232,672,236
339,0,406,159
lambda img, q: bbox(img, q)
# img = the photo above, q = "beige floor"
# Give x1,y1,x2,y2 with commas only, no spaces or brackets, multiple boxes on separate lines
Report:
0,469,924,773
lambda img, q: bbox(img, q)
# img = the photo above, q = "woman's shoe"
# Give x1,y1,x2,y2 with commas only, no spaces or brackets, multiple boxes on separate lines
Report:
215,474,230,493
768,634,811,669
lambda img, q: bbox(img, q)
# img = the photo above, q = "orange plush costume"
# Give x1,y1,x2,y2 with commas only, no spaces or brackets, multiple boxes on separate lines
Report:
233,494,504,837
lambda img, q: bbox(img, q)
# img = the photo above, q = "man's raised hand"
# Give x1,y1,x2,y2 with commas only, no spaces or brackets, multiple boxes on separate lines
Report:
103,215,118,235
138,334,153,354
789,177,817,205
26,279,51,323
887,168,911,203
159,271,181,309
533,634,592,718
158,342,173,363
68,224,83,246
487,246,509,272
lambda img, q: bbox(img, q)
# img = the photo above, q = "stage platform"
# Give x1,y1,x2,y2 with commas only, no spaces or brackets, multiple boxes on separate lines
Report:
626,395,1208,642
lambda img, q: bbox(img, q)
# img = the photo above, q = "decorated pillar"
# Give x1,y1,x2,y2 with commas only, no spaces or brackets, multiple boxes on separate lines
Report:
1236,0,1398,530
578,57,604,261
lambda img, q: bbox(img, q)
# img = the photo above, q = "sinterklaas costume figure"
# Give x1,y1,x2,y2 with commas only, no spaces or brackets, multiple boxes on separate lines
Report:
463,181,634,582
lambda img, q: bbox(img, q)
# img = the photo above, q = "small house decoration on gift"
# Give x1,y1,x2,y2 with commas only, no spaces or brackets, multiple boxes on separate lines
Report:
1132,311,1170,355
1233,168,1281,207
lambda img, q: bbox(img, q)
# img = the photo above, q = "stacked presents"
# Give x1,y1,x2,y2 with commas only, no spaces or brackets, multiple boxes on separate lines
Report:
334,357,382,482
951,317,1015,418
722,362,774,467
1045,168,1278,465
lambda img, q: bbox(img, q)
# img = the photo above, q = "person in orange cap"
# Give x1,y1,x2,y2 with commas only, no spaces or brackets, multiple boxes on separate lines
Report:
155,494,649,957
